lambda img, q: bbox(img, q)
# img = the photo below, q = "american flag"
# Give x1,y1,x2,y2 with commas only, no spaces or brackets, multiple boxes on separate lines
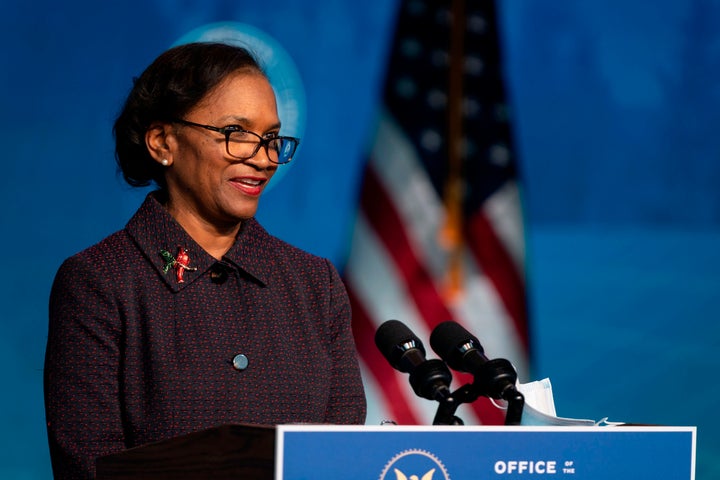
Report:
344,0,529,425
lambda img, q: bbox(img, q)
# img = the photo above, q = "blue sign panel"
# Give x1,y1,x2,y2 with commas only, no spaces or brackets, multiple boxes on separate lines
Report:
276,425,695,480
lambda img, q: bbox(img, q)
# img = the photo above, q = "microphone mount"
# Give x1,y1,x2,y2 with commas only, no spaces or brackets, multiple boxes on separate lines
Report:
432,359,525,426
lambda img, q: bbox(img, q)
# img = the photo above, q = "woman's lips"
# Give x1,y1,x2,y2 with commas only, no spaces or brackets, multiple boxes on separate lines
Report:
229,176,266,196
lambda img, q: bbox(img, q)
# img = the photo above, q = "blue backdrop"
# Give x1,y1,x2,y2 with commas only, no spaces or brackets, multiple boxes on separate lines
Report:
1,1,718,478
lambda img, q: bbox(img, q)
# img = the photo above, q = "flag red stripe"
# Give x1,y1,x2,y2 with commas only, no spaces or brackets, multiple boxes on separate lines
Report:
465,210,530,352
348,284,420,425
360,164,451,330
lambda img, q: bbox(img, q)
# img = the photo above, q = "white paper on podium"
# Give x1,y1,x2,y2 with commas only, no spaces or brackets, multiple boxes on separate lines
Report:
517,378,597,426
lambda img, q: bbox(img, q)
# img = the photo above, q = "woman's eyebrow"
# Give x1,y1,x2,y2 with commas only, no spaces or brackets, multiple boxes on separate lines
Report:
218,115,282,131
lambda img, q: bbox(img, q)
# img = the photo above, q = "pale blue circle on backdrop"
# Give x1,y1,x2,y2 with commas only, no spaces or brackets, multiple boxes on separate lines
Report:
173,22,307,190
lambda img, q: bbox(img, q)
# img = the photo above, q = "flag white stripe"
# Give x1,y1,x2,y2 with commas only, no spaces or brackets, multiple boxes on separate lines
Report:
371,111,449,279
483,181,526,272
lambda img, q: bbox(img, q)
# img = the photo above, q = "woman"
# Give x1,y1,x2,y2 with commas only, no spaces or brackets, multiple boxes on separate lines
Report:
44,42,366,479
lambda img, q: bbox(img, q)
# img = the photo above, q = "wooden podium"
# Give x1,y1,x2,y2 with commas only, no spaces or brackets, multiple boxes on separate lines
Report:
96,424,275,480
97,424,696,479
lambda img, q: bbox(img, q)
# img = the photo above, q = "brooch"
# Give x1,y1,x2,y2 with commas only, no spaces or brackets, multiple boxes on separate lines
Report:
160,247,198,283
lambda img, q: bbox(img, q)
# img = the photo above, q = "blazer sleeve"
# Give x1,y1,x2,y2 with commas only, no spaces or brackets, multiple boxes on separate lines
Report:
322,259,367,424
44,255,125,479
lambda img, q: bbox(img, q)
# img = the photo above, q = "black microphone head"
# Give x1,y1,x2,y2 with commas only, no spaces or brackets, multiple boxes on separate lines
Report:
430,321,485,372
375,319,426,372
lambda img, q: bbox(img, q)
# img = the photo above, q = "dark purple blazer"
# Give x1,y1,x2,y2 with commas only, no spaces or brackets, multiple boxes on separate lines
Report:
44,195,366,479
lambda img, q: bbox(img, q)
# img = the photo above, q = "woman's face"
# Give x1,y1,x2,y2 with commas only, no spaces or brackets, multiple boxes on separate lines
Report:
163,71,280,229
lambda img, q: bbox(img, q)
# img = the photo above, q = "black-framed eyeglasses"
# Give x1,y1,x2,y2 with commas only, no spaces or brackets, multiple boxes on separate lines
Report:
173,119,300,165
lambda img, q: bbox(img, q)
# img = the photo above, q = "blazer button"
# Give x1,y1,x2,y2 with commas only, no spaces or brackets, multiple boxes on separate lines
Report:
232,353,249,371
210,263,230,284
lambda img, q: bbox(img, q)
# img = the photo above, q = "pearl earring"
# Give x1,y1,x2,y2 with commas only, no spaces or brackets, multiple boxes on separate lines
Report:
161,159,169,166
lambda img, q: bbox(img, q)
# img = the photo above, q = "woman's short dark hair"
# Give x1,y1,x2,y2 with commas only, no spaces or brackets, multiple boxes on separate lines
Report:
114,42,265,189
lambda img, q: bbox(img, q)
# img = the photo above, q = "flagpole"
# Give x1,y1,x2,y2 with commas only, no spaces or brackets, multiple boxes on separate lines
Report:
441,0,466,301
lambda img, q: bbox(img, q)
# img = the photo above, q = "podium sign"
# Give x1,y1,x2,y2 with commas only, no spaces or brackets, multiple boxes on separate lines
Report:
276,425,696,480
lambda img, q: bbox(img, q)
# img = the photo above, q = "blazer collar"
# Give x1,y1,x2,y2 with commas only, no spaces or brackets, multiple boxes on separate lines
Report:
126,193,270,292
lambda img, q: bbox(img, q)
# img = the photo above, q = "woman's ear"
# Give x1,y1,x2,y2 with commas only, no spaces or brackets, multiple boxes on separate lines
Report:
145,122,175,166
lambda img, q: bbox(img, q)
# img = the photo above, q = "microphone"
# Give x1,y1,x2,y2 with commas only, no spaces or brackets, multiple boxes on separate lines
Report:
429,321,519,402
374,320,453,402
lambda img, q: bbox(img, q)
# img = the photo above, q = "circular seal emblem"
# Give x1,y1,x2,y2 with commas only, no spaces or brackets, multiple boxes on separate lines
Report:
173,22,306,190
380,448,451,480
